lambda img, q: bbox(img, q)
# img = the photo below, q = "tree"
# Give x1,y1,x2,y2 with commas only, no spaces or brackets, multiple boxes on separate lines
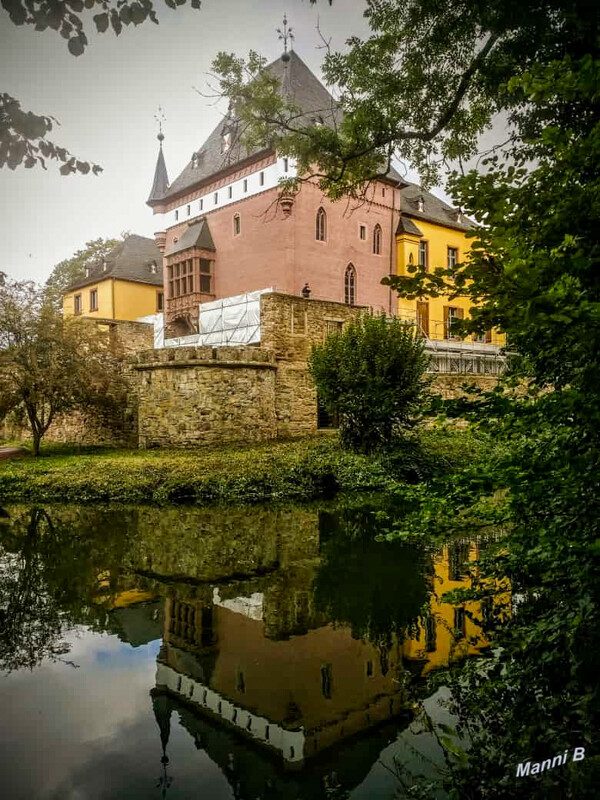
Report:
0,279,125,455
44,236,121,308
210,0,599,196
1,0,202,173
308,314,429,453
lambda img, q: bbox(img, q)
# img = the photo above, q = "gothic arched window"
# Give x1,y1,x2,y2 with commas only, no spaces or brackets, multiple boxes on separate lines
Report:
344,263,356,305
373,223,382,255
316,207,327,241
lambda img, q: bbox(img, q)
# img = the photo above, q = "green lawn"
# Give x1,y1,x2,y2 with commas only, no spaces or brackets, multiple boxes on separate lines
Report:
0,427,495,506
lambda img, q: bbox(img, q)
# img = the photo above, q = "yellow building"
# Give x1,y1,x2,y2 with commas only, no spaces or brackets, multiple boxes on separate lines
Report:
403,539,510,675
62,234,164,321
396,184,502,345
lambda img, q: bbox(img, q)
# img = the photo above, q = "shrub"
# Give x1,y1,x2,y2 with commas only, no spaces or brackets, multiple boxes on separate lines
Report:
308,313,430,453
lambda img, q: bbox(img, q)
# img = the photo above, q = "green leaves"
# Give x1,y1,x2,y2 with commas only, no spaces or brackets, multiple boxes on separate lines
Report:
309,314,430,454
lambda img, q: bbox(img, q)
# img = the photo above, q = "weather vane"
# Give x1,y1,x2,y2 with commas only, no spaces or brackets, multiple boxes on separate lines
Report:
277,13,294,56
154,105,166,143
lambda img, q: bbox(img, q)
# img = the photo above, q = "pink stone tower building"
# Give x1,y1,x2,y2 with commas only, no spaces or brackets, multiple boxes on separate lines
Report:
147,48,406,338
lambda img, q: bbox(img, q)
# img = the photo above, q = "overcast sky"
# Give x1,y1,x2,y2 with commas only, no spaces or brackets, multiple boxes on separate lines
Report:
0,0,445,284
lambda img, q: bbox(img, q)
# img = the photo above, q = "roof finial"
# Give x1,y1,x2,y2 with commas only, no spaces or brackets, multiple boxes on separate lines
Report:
277,13,294,62
154,105,166,145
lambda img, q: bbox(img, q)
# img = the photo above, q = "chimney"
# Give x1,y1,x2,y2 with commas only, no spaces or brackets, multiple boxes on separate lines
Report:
154,231,167,255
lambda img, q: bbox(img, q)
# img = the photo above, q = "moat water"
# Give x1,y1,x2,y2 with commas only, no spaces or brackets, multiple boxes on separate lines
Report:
0,500,489,799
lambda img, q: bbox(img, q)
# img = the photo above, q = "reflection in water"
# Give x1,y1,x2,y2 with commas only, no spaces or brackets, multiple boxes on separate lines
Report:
0,503,501,799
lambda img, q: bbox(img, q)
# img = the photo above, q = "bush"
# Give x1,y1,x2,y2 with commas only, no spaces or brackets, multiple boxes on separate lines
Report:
308,313,430,453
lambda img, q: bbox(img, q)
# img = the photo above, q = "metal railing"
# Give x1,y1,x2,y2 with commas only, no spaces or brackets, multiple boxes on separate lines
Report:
395,312,507,376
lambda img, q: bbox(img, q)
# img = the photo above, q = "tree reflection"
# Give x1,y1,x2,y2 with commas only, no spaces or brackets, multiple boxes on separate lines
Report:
0,508,71,673
314,503,431,650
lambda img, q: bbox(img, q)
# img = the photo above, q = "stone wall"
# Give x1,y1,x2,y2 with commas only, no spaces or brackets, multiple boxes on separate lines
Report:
1,319,154,448
134,345,277,448
260,292,364,438
1,295,502,451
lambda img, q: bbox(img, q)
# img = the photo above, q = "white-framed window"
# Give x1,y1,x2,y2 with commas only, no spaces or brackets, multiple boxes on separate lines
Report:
447,246,458,268
419,240,428,270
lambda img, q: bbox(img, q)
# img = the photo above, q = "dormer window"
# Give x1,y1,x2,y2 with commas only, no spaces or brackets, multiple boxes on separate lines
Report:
149,261,158,275
417,195,425,212
220,130,232,154
102,260,108,272
191,152,199,169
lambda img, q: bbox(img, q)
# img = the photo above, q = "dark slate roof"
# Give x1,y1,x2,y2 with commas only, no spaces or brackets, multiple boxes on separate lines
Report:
164,218,216,257
155,50,402,204
64,234,163,293
396,216,423,237
147,143,170,203
400,182,475,232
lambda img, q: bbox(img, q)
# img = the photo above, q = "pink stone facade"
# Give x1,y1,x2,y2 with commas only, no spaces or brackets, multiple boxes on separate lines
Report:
154,155,401,334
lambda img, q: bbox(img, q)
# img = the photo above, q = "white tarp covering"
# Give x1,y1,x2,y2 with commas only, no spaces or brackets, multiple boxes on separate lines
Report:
136,288,273,349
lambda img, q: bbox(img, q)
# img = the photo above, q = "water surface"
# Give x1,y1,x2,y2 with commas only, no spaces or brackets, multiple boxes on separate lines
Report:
0,502,490,799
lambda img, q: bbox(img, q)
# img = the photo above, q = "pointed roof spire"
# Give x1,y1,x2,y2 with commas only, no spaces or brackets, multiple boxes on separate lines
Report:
277,14,295,95
148,106,170,204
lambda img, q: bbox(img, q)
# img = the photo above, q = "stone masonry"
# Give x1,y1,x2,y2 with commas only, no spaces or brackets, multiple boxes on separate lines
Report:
2,293,501,450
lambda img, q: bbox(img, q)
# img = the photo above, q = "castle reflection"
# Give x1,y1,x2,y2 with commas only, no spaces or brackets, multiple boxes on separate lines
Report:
0,503,506,799
141,507,505,798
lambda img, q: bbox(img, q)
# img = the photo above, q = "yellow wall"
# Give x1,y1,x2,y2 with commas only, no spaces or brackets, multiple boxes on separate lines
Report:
114,280,163,320
402,542,510,675
396,219,503,345
63,279,163,321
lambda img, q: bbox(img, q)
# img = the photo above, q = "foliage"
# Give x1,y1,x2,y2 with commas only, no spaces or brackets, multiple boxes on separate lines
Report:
315,499,430,648
308,314,430,453
1,0,202,173
210,0,599,194
44,236,121,307
0,279,126,455
0,427,492,505
0,508,71,673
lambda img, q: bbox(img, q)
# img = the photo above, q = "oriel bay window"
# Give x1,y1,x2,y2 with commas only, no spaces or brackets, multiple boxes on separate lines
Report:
199,259,212,293
167,257,214,298
168,259,194,298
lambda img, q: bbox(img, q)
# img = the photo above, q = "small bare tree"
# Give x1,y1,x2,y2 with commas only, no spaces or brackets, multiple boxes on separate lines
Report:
0,279,125,455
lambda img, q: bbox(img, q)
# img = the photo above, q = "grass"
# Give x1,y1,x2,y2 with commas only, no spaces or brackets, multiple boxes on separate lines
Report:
0,426,499,506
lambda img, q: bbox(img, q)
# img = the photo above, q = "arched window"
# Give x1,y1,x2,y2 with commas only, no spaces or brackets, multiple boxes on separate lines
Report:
373,223,382,254
233,213,241,236
316,207,327,241
344,263,356,305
